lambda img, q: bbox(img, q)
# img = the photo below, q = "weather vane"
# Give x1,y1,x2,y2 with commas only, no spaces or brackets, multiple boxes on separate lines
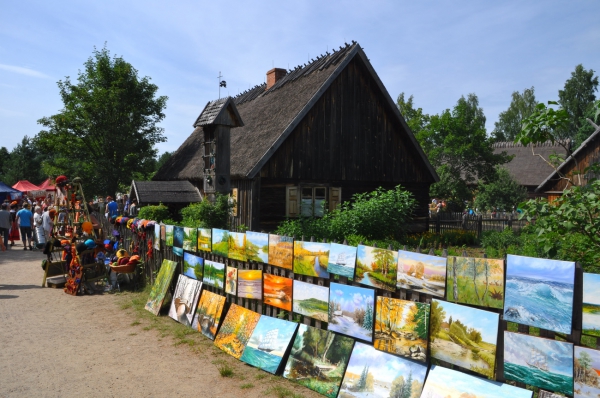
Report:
218,71,226,99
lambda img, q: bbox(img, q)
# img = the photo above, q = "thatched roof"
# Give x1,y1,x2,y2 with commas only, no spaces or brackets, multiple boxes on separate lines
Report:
129,180,201,205
193,97,243,127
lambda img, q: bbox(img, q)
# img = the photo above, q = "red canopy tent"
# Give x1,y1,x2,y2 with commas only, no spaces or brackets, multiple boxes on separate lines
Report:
12,180,46,198
38,178,56,191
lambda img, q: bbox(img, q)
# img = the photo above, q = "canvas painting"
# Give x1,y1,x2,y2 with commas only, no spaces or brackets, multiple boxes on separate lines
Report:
538,391,564,398
238,269,262,299
228,231,247,261
165,225,174,246
153,223,160,250
397,250,447,297
263,273,293,311
430,299,499,377
160,224,165,241
240,315,298,374
225,266,237,295
214,304,261,359
583,272,600,337
356,245,397,292
328,282,375,342
504,254,575,334
246,231,269,263
145,259,178,315
575,346,600,398
168,275,202,327
203,259,225,289
338,341,427,398
192,290,226,340
327,242,357,279
421,364,533,398
504,331,574,396
293,241,330,278
173,225,184,256
183,227,196,252
197,228,211,252
374,297,429,362
183,251,203,280
292,280,329,322
446,256,505,309
212,228,229,257
283,324,354,398
268,234,293,270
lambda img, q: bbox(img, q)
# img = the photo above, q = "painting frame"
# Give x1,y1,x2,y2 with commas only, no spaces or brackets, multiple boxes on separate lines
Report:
192,289,226,340
212,228,229,258
263,273,293,311
214,304,261,359
355,245,397,292
203,259,225,289
292,280,329,322
246,231,269,263
396,250,447,297
268,234,293,270
167,274,202,327
328,282,375,342
183,251,204,280
197,228,212,252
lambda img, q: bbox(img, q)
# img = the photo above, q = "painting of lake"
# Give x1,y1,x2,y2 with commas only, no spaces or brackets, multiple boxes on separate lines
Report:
203,260,225,289
504,254,575,334
293,241,330,278
328,282,375,342
504,331,573,396
292,280,329,322
583,273,600,337
397,250,446,297
212,229,229,258
327,243,357,279
183,252,203,280
575,346,600,398
356,245,397,292
246,231,268,263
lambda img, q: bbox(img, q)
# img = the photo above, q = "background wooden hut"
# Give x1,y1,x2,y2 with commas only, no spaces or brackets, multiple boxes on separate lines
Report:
129,180,202,211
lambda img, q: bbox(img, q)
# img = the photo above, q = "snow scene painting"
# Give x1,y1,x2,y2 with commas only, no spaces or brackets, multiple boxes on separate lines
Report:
167,275,202,327
292,280,329,322
574,346,600,398
328,282,375,342
397,250,446,297
327,242,357,279
583,272,600,337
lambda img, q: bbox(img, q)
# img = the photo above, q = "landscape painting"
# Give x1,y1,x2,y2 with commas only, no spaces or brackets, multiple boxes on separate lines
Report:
212,228,229,258
446,256,505,309
225,266,237,295
160,224,165,241
197,228,211,252
374,297,429,362
263,273,293,311
203,260,225,289
328,282,375,342
154,223,160,250
246,231,269,263
240,316,298,374
538,391,564,398
429,299,499,377
504,254,575,334
338,341,427,398
356,245,397,292
214,304,261,359
397,250,446,297
173,226,184,256
268,234,293,270
327,242,357,279
192,290,226,340
504,331,574,396
167,275,202,327
283,324,354,398
183,227,196,252
583,272,600,337
228,231,247,261
575,346,600,398
145,259,177,315
292,280,329,322
237,269,262,299
165,225,174,246
293,241,330,278
421,365,533,398
183,251,203,280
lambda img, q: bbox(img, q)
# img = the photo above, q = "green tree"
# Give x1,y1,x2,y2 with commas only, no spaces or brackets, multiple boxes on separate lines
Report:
36,46,167,197
180,194,232,229
474,167,527,212
412,303,429,340
2,136,46,185
362,304,373,331
429,300,446,342
0,146,10,181
558,64,598,144
579,351,592,383
492,87,537,142
397,93,430,136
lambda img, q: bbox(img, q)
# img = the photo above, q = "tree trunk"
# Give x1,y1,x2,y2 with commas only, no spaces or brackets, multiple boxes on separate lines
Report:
483,260,489,301
472,260,481,304
322,333,335,362
452,257,458,302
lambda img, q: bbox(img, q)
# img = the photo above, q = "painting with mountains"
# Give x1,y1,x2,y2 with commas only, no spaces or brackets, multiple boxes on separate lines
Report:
292,280,329,322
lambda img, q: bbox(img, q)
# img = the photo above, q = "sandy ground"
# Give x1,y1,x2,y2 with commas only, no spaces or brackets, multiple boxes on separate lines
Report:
0,243,320,398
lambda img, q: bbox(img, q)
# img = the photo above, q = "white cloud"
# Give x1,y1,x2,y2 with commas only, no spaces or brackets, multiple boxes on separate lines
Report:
0,64,50,79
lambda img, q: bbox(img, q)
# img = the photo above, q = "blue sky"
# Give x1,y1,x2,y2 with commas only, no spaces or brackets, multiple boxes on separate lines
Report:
583,273,600,304
1,2,598,154
507,254,575,284
433,299,498,343
293,280,328,302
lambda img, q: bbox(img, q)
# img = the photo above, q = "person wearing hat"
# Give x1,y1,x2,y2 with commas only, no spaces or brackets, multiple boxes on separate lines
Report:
16,202,34,250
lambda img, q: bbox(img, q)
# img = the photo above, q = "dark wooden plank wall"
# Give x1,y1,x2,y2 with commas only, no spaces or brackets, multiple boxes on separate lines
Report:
230,178,259,231
546,138,600,192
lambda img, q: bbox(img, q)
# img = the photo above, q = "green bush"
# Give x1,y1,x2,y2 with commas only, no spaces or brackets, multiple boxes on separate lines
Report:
180,194,232,229
137,203,170,222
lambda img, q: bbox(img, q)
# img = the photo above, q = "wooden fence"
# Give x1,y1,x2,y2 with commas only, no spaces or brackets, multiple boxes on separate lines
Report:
429,212,531,238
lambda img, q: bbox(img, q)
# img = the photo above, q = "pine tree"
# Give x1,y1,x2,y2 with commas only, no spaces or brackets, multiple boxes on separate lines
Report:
357,365,369,391
403,371,413,398
363,305,373,331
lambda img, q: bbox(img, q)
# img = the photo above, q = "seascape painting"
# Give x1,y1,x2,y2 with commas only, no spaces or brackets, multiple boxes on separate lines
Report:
212,228,229,258
263,273,293,311
583,272,600,337
203,260,225,289
245,231,269,263
228,231,247,261
283,324,354,398
292,280,329,322
328,282,375,342
165,225,174,246
575,346,600,398
356,245,397,292
214,304,261,359
154,223,160,250
374,297,429,362
327,243,357,279
225,266,237,295
421,364,533,398
192,290,226,340
240,316,298,374
183,251,203,280
504,331,573,396
268,234,293,270
504,254,575,334
338,342,427,398
293,241,330,278
397,250,446,297
167,275,202,327
173,226,184,256
197,228,212,252
446,256,505,309
183,227,196,252
145,259,177,315
429,299,499,377
237,269,262,299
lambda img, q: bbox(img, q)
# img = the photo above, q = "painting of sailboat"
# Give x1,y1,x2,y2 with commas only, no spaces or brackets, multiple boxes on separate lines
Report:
397,250,446,297
327,243,357,279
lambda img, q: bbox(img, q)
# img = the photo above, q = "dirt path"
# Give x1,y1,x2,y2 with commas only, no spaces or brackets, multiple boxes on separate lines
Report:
0,244,319,398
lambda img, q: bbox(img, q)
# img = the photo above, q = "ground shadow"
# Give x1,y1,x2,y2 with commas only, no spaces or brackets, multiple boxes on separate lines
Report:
0,284,43,291
0,295,19,299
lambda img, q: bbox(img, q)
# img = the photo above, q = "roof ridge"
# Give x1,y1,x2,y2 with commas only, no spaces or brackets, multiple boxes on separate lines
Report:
492,139,571,148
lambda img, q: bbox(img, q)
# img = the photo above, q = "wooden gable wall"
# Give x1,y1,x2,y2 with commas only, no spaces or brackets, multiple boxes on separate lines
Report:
544,136,600,194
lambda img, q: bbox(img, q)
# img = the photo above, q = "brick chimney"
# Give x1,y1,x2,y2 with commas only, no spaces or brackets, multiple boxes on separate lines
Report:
266,68,287,90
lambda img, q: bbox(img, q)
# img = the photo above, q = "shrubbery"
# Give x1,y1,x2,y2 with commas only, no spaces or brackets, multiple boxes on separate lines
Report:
180,194,232,229
137,203,170,222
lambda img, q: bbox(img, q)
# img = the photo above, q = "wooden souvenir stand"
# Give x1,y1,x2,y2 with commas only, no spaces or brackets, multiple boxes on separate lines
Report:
42,246,67,288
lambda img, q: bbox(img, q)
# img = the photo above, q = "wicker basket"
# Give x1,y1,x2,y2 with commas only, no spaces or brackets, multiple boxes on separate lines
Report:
110,263,136,273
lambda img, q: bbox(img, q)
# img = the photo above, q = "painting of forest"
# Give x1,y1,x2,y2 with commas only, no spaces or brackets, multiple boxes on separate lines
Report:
183,252,203,280
338,341,427,398
374,297,429,362
197,228,211,252
397,250,446,297
182,227,197,252
145,259,177,315
203,260,225,289
238,269,262,299
583,273,600,337
268,234,293,270
574,346,600,397
328,282,375,342
293,280,329,322
192,290,226,340
246,231,269,263
429,299,499,378
263,273,292,311
356,245,397,292
212,229,229,257
225,266,237,295
173,226,184,256
214,304,261,359
293,241,330,278
446,256,504,309
167,275,202,327
165,225,173,246
283,324,354,398
228,232,247,261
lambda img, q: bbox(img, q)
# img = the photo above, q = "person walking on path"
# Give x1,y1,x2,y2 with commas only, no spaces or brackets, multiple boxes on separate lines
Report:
0,203,10,250
42,207,55,240
106,196,118,221
16,203,34,250
8,201,19,246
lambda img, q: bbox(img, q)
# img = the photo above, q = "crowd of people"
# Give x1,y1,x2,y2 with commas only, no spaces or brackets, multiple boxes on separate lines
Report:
0,196,56,251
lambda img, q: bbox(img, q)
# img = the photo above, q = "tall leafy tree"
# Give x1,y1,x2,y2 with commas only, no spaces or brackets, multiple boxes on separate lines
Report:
492,87,537,142
36,46,167,197
558,64,598,144
474,167,527,212
2,136,46,185
0,146,10,182
397,93,430,136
